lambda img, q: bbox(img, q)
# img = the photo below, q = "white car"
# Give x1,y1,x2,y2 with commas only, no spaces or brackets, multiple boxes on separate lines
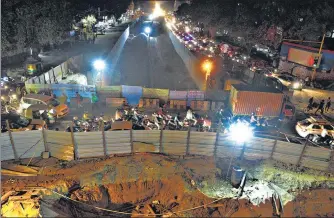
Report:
295,116,334,138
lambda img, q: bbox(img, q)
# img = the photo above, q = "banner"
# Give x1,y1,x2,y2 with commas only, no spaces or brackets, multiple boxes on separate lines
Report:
142,88,169,101
25,84,51,93
121,85,142,105
187,90,205,100
187,90,205,106
51,84,96,102
96,86,122,97
169,90,187,100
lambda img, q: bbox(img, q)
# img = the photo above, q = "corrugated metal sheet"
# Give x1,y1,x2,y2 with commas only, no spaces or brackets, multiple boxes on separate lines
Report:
231,87,284,116
303,146,331,160
300,158,329,171
11,131,44,159
1,133,15,161
105,131,131,154
46,130,74,161
133,130,160,145
75,132,104,158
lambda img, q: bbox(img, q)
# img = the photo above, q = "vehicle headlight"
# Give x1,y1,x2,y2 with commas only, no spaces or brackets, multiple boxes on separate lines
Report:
11,94,17,99
5,85,8,89
293,82,301,89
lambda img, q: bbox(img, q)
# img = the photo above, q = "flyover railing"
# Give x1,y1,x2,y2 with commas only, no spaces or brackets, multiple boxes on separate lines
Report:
1,129,333,173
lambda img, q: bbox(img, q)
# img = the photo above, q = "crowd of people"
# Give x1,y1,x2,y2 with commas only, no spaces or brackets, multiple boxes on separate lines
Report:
307,97,332,114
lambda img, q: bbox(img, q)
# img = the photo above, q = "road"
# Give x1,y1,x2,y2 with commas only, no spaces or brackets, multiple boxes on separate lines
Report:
110,20,197,90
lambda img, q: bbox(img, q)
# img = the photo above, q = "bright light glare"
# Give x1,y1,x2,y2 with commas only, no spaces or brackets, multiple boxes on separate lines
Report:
144,27,151,34
150,2,165,19
202,60,213,72
185,26,190,33
229,122,253,143
93,60,106,71
293,82,301,89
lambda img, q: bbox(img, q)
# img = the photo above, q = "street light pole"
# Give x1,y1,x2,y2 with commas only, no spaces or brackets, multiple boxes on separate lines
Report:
144,27,152,88
311,33,326,81
202,59,213,91
147,33,151,88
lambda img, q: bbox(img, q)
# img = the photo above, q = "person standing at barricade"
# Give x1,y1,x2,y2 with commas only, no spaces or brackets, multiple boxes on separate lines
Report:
91,93,99,111
76,92,83,108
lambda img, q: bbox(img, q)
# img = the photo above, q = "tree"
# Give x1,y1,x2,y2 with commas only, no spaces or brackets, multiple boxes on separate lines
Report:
1,0,73,57
176,0,334,50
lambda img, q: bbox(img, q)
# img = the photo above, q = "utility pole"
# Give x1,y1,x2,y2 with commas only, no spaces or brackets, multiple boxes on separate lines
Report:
311,33,326,81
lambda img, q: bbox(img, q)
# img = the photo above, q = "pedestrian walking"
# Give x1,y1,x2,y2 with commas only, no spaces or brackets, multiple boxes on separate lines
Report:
76,92,83,108
315,99,325,115
307,96,314,111
325,97,331,112
309,97,314,106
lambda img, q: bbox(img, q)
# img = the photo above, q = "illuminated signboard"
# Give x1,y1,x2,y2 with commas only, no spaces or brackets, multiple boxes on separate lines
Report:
287,48,322,68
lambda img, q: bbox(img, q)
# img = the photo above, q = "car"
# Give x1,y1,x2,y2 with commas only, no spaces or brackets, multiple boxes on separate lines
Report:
295,116,334,138
271,73,304,90
1,113,46,133
19,94,69,118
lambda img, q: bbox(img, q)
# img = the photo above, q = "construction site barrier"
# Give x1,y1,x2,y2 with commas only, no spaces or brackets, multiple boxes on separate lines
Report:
106,98,127,107
138,98,159,109
191,100,210,111
142,88,169,102
169,90,188,100
96,86,122,97
1,129,333,173
25,55,83,85
168,100,187,110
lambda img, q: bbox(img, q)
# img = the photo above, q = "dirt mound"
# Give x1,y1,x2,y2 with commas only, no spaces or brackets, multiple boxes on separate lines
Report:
1,154,334,217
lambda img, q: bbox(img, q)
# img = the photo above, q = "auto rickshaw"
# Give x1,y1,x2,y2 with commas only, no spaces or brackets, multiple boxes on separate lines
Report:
24,104,56,125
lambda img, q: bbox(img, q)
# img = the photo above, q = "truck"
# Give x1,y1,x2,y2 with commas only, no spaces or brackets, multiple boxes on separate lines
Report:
227,84,295,121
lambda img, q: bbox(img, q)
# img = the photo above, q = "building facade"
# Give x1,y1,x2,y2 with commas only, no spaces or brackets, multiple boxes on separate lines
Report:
279,42,334,80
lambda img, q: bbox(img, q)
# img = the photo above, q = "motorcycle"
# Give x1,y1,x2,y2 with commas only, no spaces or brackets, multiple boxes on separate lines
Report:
311,134,334,149
197,117,211,132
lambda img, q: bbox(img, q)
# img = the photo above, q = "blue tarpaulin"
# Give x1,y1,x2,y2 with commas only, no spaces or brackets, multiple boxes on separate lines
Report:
121,85,142,105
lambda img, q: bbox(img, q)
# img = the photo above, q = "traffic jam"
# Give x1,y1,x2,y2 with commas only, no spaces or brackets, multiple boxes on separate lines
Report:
0,15,333,150
165,13,334,149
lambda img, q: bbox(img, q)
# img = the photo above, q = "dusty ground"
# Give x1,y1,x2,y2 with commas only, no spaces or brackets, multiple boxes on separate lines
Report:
1,154,334,217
